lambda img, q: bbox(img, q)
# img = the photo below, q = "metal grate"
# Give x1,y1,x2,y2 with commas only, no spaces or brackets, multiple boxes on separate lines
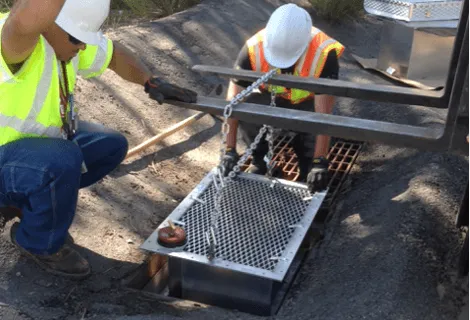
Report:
141,171,326,281
412,2,464,21
181,177,311,271
322,140,363,209
240,132,300,181
365,0,411,20
241,135,363,210
364,0,463,22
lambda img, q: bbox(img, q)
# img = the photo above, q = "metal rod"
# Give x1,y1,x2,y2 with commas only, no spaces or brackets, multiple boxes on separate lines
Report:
443,0,469,101
192,65,444,108
442,19,469,153
167,96,447,151
445,20,469,129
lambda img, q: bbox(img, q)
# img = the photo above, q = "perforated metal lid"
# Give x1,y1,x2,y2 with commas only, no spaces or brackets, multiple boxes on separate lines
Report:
141,170,327,281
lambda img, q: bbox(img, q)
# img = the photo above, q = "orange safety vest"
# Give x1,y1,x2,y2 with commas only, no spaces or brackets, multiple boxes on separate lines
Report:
246,27,345,104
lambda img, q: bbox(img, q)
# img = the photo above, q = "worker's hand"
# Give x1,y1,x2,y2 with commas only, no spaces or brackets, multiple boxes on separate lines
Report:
222,148,240,176
145,77,197,104
307,157,330,193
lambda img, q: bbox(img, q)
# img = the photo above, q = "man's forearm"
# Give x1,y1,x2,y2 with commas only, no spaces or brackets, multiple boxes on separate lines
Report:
108,41,152,86
10,0,66,34
225,81,242,149
313,94,335,158
3,0,67,65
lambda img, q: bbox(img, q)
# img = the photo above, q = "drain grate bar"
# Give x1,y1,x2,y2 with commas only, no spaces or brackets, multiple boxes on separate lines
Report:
323,140,363,209
240,133,300,181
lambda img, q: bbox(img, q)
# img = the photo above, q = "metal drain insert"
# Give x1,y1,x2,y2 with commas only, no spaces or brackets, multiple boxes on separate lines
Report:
241,135,362,207
323,140,363,209
185,177,311,271
240,132,300,181
141,169,326,281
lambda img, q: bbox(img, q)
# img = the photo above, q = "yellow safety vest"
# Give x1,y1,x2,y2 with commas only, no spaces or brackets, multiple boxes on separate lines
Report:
246,27,345,104
0,12,114,146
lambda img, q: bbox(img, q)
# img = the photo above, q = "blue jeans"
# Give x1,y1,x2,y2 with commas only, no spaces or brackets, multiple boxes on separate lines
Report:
0,121,128,255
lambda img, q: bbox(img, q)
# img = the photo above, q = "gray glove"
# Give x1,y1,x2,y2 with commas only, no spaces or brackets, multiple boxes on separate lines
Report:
307,157,330,193
222,148,240,176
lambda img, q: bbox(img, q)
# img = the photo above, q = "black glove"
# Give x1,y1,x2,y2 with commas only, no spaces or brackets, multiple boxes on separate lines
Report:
222,148,239,176
145,76,197,104
307,157,330,193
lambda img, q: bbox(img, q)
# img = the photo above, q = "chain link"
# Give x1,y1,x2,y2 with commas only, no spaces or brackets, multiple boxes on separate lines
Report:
264,90,277,178
206,68,279,260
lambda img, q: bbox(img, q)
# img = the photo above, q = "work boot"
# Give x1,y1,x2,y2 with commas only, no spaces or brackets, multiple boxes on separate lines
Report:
9,222,91,279
1,207,74,244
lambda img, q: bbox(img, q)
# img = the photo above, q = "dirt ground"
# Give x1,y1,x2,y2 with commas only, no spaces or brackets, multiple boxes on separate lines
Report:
0,0,468,319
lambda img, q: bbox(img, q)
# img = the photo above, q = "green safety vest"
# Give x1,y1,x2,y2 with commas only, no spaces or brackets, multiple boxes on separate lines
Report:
0,12,114,146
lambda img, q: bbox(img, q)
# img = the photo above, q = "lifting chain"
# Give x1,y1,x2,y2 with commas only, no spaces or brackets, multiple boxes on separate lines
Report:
264,90,278,178
206,68,279,260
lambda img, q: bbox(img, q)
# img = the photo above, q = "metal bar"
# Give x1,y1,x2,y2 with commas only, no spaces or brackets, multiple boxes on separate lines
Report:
192,65,444,108
168,96,446,151
165,1,468,154
442,19,469,154
191,2,468,111
442,0,469,102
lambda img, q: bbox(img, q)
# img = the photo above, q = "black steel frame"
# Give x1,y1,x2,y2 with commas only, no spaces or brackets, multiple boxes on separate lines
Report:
166,0,469,154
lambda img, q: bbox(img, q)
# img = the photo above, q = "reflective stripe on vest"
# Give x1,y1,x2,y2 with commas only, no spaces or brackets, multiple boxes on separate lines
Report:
247,27,345,104
0,64,9,83
0,39,62,141
78,36,113,79
0,14,12,84
0,113,61,137
0,14,63,145
80,47,105,78
247,30,265,72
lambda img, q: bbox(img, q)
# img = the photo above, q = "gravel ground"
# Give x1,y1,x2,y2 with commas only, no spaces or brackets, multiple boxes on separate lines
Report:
0,1,468,319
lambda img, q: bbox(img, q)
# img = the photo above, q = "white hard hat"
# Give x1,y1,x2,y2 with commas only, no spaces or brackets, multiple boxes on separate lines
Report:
55,0,110,45
263,4,313,69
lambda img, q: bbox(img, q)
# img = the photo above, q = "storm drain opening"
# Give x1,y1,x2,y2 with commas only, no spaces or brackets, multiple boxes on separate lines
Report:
126,135,363,316
241,134,363,221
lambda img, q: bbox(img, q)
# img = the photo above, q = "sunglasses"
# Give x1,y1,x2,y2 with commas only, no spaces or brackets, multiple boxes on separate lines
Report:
68,34,84,45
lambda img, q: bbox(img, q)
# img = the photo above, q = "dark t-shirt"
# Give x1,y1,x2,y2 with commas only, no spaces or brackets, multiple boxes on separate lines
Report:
232,43,339,89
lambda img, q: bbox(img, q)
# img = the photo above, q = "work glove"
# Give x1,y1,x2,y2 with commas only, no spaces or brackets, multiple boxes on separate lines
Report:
221,148,240,176
307,157,330,193
145,76,197,104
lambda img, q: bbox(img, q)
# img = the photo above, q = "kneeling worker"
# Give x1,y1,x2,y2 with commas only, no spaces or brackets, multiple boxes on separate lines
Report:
222,3,344,193
0,0,196,278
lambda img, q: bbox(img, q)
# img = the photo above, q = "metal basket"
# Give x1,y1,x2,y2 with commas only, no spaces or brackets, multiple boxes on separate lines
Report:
141,169,326,281
364,0,463,22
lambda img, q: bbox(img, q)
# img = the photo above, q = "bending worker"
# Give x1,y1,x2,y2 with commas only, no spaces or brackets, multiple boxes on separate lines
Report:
222,4,344,193
0,0,196,278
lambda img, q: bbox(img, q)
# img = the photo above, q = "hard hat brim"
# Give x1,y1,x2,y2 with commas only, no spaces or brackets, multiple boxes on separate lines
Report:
263,40,308,69
56,15,102,46
72,30,102,46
